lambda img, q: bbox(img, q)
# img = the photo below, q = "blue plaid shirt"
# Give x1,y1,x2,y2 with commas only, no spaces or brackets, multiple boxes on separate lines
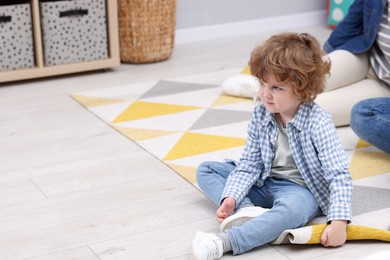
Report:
222,102,353,222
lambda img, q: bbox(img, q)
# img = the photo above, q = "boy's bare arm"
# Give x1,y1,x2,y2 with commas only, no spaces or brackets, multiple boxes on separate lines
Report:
320,220,348,247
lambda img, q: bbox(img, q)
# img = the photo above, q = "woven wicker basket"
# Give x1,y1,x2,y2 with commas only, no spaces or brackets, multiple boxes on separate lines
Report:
118,0,176,64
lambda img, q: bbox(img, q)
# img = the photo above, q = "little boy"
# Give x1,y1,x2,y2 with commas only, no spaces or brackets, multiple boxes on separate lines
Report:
192,32,353,259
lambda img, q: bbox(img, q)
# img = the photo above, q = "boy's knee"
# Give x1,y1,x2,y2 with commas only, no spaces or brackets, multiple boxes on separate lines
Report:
196,161,210,176
196,161,234,188
197,161,210,172
196,161,212,185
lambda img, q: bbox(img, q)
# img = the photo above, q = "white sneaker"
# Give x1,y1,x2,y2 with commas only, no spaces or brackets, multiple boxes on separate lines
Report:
221,74,260,99
191,231,223,260
220,206,269,232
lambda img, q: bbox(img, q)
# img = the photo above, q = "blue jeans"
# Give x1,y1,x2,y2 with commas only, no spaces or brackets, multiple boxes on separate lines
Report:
197,161,321,255
351,97,390,153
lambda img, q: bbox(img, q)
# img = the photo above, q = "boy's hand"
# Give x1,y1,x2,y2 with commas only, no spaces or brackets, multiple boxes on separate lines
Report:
320,220,348,247
216,197,236,223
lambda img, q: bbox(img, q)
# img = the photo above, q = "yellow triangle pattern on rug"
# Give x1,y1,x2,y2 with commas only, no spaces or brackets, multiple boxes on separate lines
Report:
350,150,390,180
166,163,197,184
241,66,251,75
112,100,201,123
113,126,178,141
212,95,250,107
163,132,246,161
356,139,372,149
72,94,126,107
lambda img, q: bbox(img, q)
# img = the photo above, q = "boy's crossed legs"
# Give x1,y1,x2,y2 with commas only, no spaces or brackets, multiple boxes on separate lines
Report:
194,161,321,257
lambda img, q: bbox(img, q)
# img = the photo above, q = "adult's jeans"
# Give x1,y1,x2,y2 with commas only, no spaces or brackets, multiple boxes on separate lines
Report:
351,97,390,153
197,161,321,255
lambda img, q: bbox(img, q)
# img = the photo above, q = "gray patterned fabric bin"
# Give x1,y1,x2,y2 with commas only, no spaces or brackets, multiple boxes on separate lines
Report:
0,2,35,71
40,0,108,66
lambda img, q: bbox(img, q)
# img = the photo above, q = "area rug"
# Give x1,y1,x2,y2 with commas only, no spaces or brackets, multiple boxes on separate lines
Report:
70,70,390,243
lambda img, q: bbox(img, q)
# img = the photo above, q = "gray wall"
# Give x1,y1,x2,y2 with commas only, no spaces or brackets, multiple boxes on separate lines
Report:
176,0,327,29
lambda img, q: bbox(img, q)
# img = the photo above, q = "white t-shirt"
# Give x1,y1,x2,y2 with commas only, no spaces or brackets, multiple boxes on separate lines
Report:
269,119,307,187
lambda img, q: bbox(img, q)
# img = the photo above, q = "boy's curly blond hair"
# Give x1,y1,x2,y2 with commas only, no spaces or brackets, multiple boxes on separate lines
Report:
249,32,331,103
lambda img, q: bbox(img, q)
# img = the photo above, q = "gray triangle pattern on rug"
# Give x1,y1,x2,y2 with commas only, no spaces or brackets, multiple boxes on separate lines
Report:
189,108,252,131
352,185,390,216
140,80,220,99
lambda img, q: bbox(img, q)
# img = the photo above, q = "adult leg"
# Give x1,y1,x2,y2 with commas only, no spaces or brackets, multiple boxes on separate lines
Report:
350,97,390,153
315,78,390,126
318,50,390,126
324,50,369,91
225,178,320,255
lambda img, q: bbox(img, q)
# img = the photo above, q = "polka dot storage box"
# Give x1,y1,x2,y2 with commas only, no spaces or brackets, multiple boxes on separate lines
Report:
0,0,35,71
40,0,108,66
327,0,354,28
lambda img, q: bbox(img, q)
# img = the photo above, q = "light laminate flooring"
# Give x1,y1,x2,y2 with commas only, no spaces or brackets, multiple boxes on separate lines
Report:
0,25,388,259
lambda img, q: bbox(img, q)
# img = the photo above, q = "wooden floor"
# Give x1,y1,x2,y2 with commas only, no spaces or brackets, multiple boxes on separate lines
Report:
1,25,388,259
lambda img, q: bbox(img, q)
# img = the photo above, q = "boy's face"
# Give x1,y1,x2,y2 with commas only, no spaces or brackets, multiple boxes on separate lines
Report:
258,73,301,122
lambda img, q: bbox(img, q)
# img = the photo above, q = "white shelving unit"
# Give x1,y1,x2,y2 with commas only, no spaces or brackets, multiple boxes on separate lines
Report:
0,0,120,83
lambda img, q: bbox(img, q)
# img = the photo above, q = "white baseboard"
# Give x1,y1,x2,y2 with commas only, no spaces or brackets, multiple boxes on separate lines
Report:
175,10,327,45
